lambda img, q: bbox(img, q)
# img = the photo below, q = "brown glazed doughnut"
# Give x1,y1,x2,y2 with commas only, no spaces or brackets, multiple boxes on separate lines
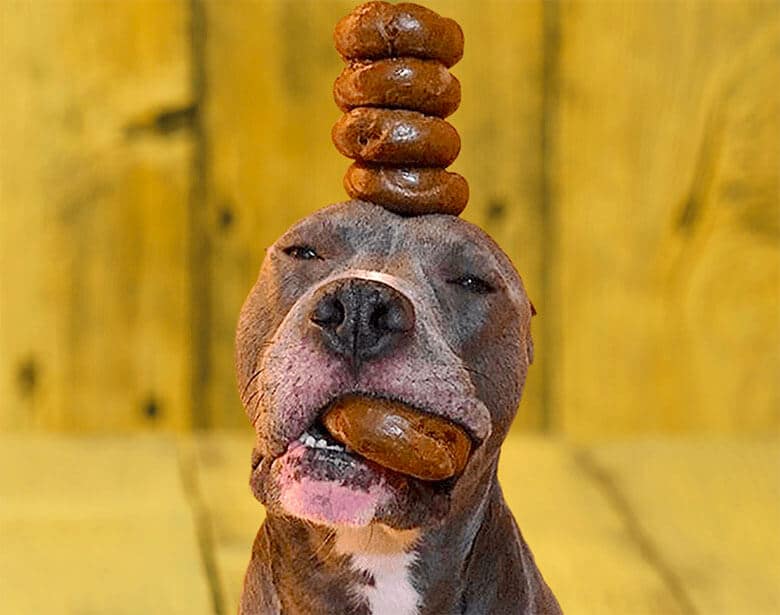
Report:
344,162,468,216
332,2,469,215
322,395,472,481
334,1,464,68
332,107,461,166
334,58,461,118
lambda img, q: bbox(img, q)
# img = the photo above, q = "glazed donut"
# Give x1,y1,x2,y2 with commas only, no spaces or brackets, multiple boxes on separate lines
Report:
332,107,460,166
334,1,464,68
332,2,469,215
322,394,472,481
344,163,468,216
334,58,461,119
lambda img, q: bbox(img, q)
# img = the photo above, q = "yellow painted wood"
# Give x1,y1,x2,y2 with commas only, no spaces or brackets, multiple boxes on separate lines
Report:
499,434,685,614
1,0,777,439
0,434,214,614
191,430,685,614
552,2,780,438
590,438,780,614
201,0,548,430
4,433,773,613
192,429,259,615
0,1,193,430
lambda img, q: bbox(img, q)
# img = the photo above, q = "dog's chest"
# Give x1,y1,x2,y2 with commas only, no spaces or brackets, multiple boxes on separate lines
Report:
336,527,420,615
352,551,418,615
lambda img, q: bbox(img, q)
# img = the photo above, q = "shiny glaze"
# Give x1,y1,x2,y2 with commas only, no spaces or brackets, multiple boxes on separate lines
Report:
332,2,469,215
344,163,468,216
334,1,464,68
334,58,461,119
332,108,460,166
323,394,472,481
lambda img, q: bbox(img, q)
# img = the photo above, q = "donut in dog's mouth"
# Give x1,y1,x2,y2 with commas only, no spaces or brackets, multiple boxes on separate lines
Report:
264,395,476,529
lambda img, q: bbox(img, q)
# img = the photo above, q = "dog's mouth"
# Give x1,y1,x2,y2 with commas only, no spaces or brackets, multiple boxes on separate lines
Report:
265,394,476,529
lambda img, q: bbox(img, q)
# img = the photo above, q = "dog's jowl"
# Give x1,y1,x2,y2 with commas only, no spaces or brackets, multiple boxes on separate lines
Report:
236,201,562,614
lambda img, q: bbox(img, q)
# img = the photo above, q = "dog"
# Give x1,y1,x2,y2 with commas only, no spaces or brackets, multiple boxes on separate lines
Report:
236,200,562,614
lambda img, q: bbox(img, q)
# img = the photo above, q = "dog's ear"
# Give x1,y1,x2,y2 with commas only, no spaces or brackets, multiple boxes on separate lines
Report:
525,299,535,365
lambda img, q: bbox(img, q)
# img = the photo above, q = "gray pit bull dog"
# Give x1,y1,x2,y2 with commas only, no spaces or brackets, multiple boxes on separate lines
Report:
236,199,562,614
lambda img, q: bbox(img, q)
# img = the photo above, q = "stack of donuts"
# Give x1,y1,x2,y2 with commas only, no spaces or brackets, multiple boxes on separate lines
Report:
332,1,468,216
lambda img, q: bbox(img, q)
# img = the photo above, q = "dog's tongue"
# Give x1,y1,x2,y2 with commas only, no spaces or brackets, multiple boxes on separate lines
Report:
273,441,399,527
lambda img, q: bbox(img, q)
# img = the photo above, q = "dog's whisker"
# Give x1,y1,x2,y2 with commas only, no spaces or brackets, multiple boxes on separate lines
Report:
243,387,262,407
464,365,498,387
310,528,337,561
363,525,374,552
252,393,264,421
241,366,264,399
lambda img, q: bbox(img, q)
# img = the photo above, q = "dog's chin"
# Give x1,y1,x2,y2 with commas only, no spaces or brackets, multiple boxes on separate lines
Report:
252,418,456,530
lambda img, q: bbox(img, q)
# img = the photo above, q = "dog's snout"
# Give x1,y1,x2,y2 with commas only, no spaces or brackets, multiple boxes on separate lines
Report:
310,278,415,368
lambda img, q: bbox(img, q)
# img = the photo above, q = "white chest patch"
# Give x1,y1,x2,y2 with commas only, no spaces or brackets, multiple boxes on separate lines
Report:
335,526,420,615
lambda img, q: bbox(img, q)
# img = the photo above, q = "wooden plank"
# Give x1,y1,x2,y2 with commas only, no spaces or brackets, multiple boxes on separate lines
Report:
440,0,547,431
499,434,685,614
192,429,259,615
201,0,548,430
552,2,780,437
589,438,780,614
192,430,684,614
0,1,193,430
0,435,215,614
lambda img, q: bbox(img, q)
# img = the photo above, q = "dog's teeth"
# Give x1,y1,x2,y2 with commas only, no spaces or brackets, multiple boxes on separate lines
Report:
299,433,308,443
305,436,317,447
316,438,328,448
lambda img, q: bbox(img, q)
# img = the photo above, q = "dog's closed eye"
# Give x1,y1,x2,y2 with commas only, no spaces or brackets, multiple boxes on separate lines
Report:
447,275,495,295
283,245,322,261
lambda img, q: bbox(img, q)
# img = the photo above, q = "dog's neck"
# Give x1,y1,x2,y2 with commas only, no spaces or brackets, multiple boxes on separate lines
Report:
256,463,559,615
261,500,491,615
332,525,421,615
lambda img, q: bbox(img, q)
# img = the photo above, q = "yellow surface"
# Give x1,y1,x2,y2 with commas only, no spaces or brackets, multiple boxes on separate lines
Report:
590,438,780,614
1,432,777,614
0,0,193,431
0,435,213,614
553,2,780,438
1,1,778,437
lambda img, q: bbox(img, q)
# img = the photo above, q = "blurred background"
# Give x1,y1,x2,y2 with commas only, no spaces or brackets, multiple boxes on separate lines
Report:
0,1,778,614
1,0,778,439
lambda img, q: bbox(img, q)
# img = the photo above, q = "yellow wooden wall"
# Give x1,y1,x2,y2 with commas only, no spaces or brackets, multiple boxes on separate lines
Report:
1,0,194,431
1,0,777,439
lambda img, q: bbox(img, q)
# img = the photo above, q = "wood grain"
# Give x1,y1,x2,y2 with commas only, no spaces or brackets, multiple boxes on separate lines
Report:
589,438,780,614
0,1,777,438
2,432,775,614
0,434,214,614
191,430,258,615
0,0,194,430
552,1,780,438
499,435,686,614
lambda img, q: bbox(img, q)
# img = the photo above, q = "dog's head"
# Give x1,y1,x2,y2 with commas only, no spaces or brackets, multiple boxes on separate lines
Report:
237,200,534,530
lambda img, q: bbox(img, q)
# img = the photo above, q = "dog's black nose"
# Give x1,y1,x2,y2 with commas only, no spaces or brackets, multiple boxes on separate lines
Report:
310,278,415,369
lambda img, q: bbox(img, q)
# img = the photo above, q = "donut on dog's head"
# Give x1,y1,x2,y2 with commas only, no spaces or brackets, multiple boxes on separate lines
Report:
332,0,469,216
237,0,535,529
236,4,560,614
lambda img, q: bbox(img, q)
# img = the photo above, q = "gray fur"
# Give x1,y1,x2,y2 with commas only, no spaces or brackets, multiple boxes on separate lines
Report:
236,200,562,614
